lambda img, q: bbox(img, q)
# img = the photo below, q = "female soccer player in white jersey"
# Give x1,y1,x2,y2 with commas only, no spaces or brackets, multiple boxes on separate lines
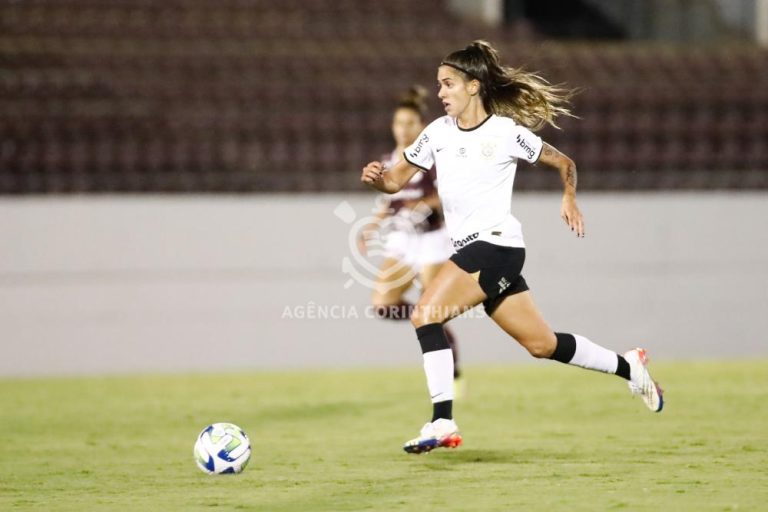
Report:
360,40,663,454
359,86,464,388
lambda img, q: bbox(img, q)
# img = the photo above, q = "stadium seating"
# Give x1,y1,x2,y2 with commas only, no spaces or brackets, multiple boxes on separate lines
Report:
0,0,766,192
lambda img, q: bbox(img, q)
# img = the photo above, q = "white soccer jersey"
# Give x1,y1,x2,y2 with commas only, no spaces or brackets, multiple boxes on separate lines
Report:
403,114,543,249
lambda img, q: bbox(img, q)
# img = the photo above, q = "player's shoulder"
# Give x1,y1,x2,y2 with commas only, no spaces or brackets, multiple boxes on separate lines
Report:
491,115,517,127
411,116,453,149
466,115,518,141
487,115,523,133
490,115,540,141
424,115,455,133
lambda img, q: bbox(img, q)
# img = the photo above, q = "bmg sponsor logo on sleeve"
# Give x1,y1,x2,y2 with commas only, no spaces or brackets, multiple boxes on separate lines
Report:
515,134,536,161
407,133,429,160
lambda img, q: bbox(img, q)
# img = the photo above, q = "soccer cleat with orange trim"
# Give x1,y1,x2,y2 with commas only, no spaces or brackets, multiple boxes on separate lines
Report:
403,418,462,454
624,348,664,412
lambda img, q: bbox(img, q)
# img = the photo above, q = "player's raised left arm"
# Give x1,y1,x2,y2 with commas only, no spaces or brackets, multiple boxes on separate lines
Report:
537,142,584,237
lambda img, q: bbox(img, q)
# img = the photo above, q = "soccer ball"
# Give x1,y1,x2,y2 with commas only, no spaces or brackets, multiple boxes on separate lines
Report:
193,422,251,474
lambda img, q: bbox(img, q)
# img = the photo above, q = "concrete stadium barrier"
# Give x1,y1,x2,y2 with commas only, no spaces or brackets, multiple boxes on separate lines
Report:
0,192,765,376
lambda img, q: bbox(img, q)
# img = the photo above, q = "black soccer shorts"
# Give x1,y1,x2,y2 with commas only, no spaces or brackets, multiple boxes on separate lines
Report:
449,241,529,315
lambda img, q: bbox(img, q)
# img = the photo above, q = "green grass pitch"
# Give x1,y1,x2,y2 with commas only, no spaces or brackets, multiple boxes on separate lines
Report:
2,361,767,511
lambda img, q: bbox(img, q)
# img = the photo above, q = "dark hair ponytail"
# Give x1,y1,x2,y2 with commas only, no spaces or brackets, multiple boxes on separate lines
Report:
441,40,574,131
396,85,429,121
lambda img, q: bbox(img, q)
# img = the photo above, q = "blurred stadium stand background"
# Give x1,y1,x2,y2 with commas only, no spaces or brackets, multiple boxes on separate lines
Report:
1,0,767,193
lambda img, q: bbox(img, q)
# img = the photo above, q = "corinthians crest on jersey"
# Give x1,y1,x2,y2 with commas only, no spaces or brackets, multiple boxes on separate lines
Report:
480,141,496,159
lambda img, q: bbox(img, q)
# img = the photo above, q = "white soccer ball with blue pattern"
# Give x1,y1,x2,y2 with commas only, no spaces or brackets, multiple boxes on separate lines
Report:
194,422,251,474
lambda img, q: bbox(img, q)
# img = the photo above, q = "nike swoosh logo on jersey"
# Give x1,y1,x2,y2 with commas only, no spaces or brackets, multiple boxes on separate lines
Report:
436,147,445,152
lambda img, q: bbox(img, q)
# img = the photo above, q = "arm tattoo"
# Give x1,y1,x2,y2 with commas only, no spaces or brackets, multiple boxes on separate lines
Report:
542,143,576,190
566,163,577,189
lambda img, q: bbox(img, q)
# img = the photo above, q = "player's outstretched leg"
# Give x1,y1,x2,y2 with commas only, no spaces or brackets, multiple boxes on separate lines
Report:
489,291,664,412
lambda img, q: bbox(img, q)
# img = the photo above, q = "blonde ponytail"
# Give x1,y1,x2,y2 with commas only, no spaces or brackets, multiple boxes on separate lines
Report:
441,40,575,131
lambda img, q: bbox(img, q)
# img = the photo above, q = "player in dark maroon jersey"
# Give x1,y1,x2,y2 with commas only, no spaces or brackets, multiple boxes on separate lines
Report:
358,86,464,391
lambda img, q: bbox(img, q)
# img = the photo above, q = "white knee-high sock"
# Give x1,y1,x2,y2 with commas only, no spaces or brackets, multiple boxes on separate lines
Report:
571,334,619,373
423,349,455,402
416,323,455,404
552,332,622,375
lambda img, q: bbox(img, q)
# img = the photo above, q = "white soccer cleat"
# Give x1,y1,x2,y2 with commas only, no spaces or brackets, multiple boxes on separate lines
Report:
403,418,462,454
624,348,664,412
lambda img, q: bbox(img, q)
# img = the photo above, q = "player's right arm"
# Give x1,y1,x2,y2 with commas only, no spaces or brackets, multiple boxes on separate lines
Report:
360,158,420,194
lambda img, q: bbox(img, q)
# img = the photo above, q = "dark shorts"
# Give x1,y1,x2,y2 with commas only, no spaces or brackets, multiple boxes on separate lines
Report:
449,241,529,315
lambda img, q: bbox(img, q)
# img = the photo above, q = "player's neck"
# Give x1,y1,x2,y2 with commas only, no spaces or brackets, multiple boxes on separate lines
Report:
456,104,489,130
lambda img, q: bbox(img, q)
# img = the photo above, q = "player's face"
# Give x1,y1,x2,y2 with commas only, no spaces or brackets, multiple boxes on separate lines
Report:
391,108,424,147
437,66,473,117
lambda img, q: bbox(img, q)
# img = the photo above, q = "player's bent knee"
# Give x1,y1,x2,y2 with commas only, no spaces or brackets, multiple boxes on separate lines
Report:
409,306,427,328
410,304,443,328
524,339,556,359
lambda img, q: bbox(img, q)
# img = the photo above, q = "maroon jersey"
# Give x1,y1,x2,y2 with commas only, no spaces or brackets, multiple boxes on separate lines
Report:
382,150,444,232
